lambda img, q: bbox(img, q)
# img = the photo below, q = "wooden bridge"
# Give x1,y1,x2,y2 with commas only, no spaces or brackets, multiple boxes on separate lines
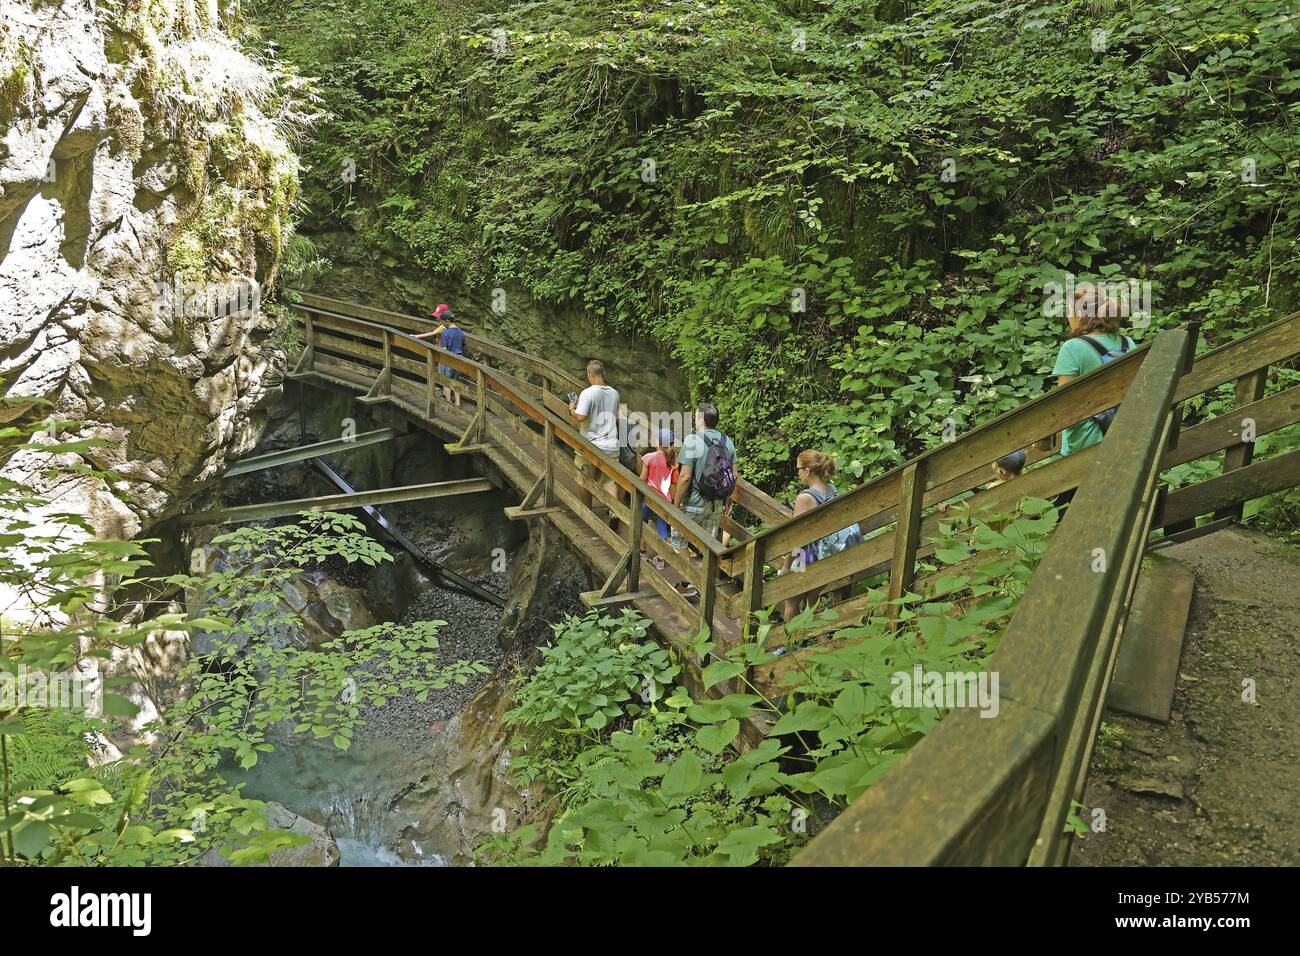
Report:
279,291,1300,866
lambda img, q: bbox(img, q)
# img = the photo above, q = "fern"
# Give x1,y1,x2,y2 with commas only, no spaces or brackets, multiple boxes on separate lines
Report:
5,709,91,794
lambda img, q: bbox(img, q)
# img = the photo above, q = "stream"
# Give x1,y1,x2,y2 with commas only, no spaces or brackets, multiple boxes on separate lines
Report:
222,734,447,867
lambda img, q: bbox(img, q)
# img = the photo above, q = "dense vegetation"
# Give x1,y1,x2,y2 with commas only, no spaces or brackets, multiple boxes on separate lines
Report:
254,0,1298,528
5,0,1297,870
0,419,483,865
480,500,1055,864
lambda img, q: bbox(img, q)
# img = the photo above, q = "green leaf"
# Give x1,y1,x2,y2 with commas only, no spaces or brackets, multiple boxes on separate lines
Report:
12,820,52,859
659,751,703,800
63,778,114,806
101,693,140,717
769,702,833,736
700,659,745,689
696,719,740,755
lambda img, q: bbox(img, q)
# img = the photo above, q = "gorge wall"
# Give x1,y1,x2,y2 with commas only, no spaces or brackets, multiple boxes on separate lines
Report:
0,0,299,546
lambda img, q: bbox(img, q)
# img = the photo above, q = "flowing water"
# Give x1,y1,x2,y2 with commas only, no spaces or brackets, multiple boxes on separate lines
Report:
221,732,448,867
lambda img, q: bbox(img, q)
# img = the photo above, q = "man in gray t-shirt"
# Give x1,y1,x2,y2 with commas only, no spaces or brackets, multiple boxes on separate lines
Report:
574,383,620,453
570,359,620,509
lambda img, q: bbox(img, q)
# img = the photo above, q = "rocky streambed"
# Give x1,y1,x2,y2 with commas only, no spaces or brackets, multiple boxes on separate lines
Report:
169,385,589,865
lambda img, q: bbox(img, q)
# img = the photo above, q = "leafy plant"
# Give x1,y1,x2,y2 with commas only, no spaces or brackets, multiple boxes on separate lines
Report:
0,415,484,865
482,498,1058,865
255,0,1300,522
509,610,678,733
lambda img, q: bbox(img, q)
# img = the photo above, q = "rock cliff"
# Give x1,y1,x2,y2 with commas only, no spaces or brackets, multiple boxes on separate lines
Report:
0,0,300,543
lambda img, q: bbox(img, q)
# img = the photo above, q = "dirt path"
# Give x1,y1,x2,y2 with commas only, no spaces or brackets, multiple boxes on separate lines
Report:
1071,527,1300,866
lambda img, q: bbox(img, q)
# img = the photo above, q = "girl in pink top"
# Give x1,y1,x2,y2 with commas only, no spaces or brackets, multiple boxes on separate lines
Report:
639,429,678,570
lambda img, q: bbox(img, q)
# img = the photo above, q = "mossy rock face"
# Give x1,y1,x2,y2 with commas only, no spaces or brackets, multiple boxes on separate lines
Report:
0,0,305,546
0,23,40,128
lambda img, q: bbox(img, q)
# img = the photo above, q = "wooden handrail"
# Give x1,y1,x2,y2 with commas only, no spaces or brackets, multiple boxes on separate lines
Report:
294,302,729,560
291,290,786,527
1174,310,1300,401
791,328,1193,866
295,296,1300,628
730,341,1153,561
294,289,583,393
720,309,1300,614
290,291,1300,862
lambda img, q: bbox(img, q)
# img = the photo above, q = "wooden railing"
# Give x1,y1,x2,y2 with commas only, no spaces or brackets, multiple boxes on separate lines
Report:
286,292,787,659
721,335,1158,638
723,311,1300,648
792,328,1194,865
290,291,792,527
286,291,1300,862
782,312,1300,865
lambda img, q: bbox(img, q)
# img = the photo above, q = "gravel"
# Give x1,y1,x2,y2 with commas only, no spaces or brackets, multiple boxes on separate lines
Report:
352,516,522,757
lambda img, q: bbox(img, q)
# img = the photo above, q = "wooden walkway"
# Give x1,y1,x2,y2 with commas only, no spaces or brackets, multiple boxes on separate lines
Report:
284,292,1300,863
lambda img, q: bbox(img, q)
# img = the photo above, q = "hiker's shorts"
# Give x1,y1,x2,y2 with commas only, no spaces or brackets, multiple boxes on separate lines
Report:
576,447,618,492
669,502,723,553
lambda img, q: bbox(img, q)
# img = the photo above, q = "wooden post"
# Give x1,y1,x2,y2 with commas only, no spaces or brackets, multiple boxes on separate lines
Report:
474,368,487,442
359,329,393,402
304,312,316,369
543,419,555,507
887,461,926,624
1214,367,1268,521
700,549,719,641
739,538,766,638
425,351,436,420
628,488,644,592
291,312,316,375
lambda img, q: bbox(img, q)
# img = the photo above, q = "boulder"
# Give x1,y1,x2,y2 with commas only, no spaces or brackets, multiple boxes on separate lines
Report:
202,801,340,868
388,671,550,865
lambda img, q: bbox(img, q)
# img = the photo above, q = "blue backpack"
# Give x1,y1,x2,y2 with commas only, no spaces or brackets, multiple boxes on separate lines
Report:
805,485,863,561
1082,335,1134,434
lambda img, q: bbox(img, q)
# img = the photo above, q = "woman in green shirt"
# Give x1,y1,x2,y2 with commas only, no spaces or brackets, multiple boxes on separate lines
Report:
1040,283,1135,505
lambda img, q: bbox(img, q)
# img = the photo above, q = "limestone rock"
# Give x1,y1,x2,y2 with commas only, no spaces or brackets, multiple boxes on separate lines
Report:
0,0,299,555
1118,774,1185,801
389,670,551,865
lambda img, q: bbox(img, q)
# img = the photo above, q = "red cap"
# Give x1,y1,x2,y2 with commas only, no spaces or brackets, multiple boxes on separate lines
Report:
432,303,451,318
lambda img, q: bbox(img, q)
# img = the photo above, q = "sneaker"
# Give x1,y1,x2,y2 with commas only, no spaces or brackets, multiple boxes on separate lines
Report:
650,555,666,572
675,581,699,601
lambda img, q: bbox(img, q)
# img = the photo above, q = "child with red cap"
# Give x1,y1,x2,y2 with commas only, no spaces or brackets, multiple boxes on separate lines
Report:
414,303,452,343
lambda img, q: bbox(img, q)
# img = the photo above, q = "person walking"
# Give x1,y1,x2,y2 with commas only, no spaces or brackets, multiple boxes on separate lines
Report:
670,403,736,599
434,309,467,408
570,360,621,511
412,303,452,345
777,450,861,623
1039,283,1135,507
639,428,678,572
937,449,1028,512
